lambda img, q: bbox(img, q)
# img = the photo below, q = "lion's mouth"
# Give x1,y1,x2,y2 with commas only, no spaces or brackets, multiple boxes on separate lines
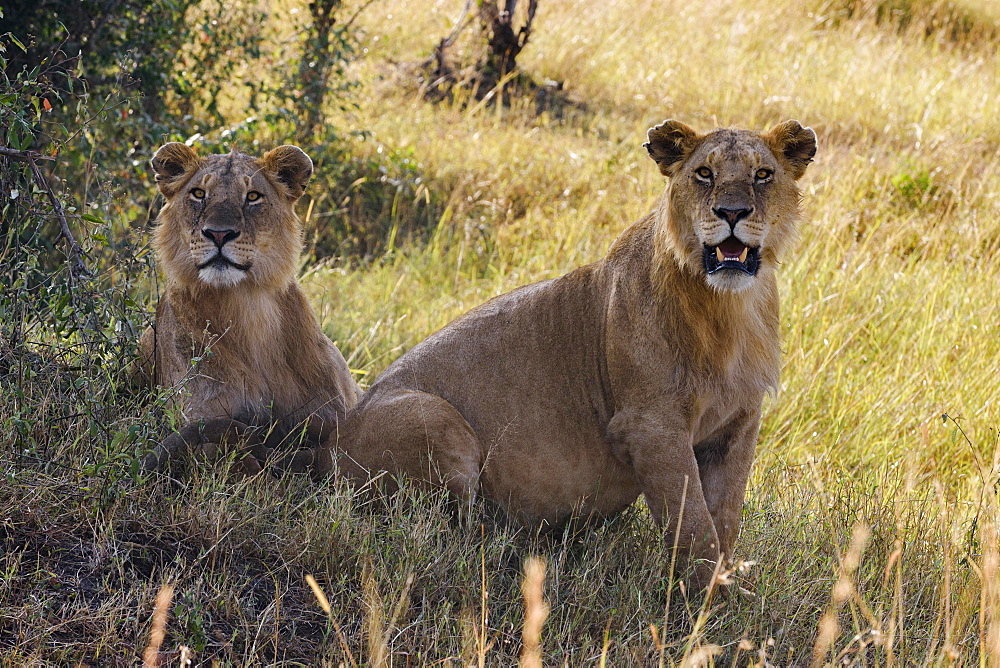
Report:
703,237,760,276
198,254,252,272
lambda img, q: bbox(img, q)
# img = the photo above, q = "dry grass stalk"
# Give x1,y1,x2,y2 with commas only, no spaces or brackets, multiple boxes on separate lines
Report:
983,520,1000,663
386,571,415,647
664,479,690,611
598,618,612,668
306,574,332,616
881,538,903,666
810,523,870,667
678,558,730,666
520,556,548,668
141,584,175,668
477,523,494,667
679,644,722,668
362,561,388,667
361,561,415,667
306,574,357,667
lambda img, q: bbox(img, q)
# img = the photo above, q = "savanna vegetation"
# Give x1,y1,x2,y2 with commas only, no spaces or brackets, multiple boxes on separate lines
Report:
1,0,999,664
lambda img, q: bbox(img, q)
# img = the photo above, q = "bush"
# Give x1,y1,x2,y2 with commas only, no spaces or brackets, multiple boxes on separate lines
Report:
0,23,156,492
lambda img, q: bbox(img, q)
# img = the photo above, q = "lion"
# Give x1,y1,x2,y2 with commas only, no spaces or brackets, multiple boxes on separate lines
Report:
141,142,361,473
331,119,816,582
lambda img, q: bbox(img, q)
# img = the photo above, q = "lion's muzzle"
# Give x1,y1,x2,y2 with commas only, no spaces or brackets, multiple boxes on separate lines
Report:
197,254,251,272
703,237,760,276
195,226,252,275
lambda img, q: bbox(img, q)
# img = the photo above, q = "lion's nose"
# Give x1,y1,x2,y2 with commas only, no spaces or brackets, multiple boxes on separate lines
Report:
203,228,240,248
712,206,753,230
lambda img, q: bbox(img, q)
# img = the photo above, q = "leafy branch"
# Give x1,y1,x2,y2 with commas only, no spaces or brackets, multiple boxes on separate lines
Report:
0,145,89,278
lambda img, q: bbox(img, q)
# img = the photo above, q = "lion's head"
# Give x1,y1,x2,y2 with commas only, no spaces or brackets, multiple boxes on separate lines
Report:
150,143,314,290
645,120,816,293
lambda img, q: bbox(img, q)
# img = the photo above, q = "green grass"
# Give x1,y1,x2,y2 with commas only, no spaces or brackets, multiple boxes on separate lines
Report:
2,0,1000,664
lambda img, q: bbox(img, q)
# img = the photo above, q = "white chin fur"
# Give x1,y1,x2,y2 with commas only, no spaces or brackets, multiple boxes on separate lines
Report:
199,265,248,288
705,271,756,293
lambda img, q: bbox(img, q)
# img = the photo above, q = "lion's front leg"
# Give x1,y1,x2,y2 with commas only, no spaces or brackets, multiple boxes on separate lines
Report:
695,408,760,560
258,414,339,478
144,418,266,474
609,409,721,585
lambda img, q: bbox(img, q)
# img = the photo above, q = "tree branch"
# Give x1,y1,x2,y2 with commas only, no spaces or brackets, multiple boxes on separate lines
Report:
423,0,474,81
0,146,55,162
15,151,90,279
518,0,538,48
344,0,380,30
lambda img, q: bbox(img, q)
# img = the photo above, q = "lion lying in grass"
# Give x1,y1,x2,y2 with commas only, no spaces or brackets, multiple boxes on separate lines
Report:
141,143,360,473
332,119,816,581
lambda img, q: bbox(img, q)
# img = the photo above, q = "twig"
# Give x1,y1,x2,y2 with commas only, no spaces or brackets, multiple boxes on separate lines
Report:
22,152,90,278
344,0,380,29
442,0,475,49
423,0,475,72
519,0,539,48
0,146,55,162
59,91,129,151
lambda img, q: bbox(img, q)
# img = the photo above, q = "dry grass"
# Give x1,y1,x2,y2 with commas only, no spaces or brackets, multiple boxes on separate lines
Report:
2,0,999,663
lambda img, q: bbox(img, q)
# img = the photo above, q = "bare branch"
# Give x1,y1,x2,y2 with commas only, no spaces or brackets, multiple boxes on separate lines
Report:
519,0,538,48
344,0,380,30
24,155,91,279
0,146,55,162
422,0,475,81
441,0,475,50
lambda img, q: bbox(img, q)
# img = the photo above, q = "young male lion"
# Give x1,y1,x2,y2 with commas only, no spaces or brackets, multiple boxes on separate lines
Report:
333,120,816,580
141,143,361,473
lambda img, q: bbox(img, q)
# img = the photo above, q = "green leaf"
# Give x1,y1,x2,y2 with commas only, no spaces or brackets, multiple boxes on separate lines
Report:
8,34,26,53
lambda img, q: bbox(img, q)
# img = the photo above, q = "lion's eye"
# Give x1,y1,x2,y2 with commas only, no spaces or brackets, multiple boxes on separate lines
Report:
246,191,263,202
755,168,773,181
190,187,206,200
695,166,713,180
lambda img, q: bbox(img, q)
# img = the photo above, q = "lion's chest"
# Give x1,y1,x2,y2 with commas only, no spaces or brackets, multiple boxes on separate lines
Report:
222,345,314,419
166,302,313,423
689,377,766,444
174,349,299,420
682,326,777,441
692,398,745,444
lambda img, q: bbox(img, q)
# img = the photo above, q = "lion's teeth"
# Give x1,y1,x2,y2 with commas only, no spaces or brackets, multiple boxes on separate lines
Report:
739,247,748,263
716,247,724,263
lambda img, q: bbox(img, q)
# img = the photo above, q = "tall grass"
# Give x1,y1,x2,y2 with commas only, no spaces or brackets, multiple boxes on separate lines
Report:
2,0,998,663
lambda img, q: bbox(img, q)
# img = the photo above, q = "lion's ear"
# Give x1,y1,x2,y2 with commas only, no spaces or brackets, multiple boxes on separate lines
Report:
765,120,817,180
260,145,313,201
151,143,201,197
644,120,700,177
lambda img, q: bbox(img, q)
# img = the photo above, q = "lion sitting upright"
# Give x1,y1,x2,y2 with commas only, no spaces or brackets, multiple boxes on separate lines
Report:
333,120,817,582
141,143,361,473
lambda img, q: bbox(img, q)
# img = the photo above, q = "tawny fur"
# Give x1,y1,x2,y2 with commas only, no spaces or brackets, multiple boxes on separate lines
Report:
332,120,816,580
141,143,360,471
